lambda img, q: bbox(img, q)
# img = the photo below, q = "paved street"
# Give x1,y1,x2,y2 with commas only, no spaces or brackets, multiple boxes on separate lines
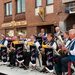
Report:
0,59,75,75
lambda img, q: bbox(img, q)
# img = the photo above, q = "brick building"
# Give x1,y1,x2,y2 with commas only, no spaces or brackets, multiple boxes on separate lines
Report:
0,0,74,38
58,0,75,32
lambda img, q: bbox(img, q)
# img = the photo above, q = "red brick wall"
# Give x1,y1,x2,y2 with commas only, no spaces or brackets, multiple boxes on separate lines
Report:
27,26,37,38
25,0,59,24
58,0,69,21
0,0,60,37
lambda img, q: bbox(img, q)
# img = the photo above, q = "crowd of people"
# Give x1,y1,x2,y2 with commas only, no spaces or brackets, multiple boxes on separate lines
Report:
0,24,75,75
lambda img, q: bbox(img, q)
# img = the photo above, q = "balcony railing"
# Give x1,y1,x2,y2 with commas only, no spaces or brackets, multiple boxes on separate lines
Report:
62,0,75,3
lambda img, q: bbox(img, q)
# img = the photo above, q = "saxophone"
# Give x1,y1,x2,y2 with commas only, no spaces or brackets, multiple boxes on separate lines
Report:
57,39,66,55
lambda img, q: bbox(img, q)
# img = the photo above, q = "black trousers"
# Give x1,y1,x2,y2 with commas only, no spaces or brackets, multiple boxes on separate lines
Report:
57,54,73,72
0,50,1,60
23,52,30,66
42,54,46,65
9,51,16,65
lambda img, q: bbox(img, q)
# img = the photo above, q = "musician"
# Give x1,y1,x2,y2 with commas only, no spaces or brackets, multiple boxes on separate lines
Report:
7,35,20,67
0,34,8,60
40,33,58,73
56,31,71,75
21,34,27,44
28,35,40,68
0,34,8,46
54,27,64,46
6,34,10,40
38,28,47,37
56,29,75,75
73,24,75,29
19,35,30,70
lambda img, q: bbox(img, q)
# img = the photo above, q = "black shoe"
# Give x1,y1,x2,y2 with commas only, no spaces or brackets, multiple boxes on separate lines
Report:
19,66,24,68
24,66,27,70
56,72,62,75
40,68,46,72
7,64,12,67
45,70,49,73
66,70,74,75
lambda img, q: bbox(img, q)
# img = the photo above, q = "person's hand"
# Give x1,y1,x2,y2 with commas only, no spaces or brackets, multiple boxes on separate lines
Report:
10,47,15,50
62,46,68,51
27,47,30,50
42,48,45,51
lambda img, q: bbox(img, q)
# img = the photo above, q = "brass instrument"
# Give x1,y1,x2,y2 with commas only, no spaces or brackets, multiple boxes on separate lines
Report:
27,41,40,53
19,41,28,52
54,34,63,46
27,41,42,59
57,39,66,55
10,41,20,52
42,40,60,56
42,44,60,56
0,45,11,53
10,41,28,52
38,33,44,36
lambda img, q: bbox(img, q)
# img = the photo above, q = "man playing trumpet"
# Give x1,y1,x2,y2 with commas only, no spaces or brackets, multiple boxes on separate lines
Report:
38,28,47,37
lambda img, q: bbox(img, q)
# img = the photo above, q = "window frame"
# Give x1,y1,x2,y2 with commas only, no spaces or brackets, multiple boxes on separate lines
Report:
46,0,53,6
16,0,25,14
35,0,42,8
5,2,12,16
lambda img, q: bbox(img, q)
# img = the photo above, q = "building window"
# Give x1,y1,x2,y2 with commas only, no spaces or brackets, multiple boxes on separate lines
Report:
5,2,12,16
36,0,42,8
17,0,25,13
47,0,53,5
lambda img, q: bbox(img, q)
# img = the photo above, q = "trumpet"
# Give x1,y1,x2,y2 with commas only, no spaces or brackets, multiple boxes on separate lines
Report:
38,33,44,36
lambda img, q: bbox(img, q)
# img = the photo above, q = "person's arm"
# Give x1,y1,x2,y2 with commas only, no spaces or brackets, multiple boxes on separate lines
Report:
35,42,40,48
62,44,75,55
65,40,71,48
10,43,15,51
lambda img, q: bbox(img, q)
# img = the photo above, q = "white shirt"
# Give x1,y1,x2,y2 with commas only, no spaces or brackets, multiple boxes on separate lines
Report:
4,40,8,47
70,38,75,55
65,38,71,48
27,41,40,52
43,33,47,37
52,42,57,50
57,31,60,35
